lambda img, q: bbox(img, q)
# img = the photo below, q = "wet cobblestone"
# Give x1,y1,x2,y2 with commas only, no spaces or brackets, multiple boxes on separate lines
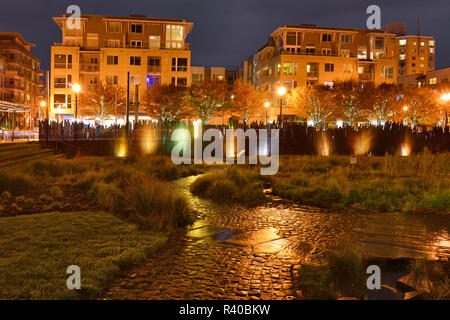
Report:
104,175,450,300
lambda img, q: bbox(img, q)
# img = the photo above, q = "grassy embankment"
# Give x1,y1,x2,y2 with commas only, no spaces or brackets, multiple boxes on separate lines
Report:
0,155,204,299
191,153,450,213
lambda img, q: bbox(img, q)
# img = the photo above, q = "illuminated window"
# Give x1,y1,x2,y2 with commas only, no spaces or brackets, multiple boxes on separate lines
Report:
344,63,353,73
340,49,350,57
430,47,435,54
399,39,407,46
357,46,367,59
420,41,425,46
149,36,160,49
429,40,435,47
400,54,406,60
166,25,184,49
322,48,332,56
381,66,394,79
429,77,437,85
283,62,293,75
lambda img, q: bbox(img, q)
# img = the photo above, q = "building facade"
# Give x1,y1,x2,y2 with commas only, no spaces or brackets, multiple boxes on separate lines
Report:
190,66,237,86
0,32,43,122
398,66,450,88
240,24,398,120
50,14,193,120
394,35,435,77
383,22,436,77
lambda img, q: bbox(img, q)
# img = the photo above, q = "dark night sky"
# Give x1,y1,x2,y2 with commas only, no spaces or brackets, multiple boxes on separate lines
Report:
1,0,449,71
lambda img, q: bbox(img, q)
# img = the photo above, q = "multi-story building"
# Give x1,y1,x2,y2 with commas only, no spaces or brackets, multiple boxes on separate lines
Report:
394,35,435,76
241,24,398,120
50,14,193,120
0,32,43,122
383,22,436,77
0,56,7,101
398,66,450,88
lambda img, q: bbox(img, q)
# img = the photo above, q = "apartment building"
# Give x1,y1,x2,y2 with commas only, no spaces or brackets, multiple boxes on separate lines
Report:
383,22,436,77
398,66,450,88
0,56,7,101
50,14,193,120
394,35,435,76
0,32,43,122
241,24,398,120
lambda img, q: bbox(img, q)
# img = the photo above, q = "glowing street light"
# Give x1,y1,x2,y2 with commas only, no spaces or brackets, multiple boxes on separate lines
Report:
40,101,47,107
403,105,409,111
264,101,270,123
277,86,286,128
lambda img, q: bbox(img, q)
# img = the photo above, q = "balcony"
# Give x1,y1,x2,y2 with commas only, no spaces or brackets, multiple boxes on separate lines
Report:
147,65,161,73
80,64,100,73
359,73,375,81
306,71,319,78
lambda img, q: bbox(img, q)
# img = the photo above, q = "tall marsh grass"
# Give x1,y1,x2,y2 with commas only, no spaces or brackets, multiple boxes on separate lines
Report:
271,152,450,213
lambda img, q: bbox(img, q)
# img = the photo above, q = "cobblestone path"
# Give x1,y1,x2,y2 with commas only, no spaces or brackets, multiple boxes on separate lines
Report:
104,175,449,300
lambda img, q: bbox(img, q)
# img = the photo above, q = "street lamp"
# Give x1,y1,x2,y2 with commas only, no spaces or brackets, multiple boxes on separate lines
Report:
264,101,270,124
72,83,81,122
403,105,408,111
441,93,450,127
277,86,286,128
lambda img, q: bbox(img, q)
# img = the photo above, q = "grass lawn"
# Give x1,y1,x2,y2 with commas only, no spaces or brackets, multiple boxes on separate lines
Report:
0,211,167,300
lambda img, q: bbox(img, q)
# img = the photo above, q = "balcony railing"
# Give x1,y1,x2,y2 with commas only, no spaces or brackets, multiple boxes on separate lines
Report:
306,71,319,78
359,73,375,81
147,65,161,73
80,65,100,72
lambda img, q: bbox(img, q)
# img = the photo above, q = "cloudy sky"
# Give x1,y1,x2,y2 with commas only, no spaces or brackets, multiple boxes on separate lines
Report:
1,0,448,71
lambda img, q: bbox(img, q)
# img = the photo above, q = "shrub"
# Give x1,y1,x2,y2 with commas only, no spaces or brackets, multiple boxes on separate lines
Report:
409,259,450,300
125,177,191,232
190,167,266,206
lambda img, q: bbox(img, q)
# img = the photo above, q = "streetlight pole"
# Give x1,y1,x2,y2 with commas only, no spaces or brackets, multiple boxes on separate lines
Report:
264,101,270,124
277,86,286,128
72,83,81,140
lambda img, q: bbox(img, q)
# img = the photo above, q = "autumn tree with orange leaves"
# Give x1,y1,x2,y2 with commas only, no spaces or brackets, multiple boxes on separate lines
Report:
144,84,188,124
230,81,267,124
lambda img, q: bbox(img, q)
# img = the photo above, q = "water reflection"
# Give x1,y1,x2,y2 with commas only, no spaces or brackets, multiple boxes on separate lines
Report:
173,176,450,262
